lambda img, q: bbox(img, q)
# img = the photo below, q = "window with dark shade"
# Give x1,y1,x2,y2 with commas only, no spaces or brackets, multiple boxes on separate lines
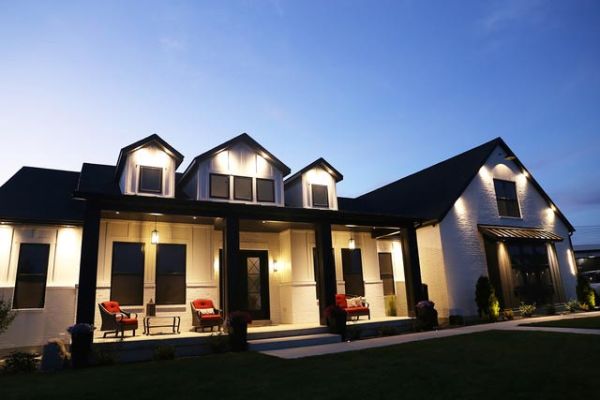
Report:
156,244,186,305
341,248,364,296
311,184,329,208
139,166,163,193
494,179,520,218
111,242,144,306
256,178,275,202
13,244,50,309
378,252,395,295
234,176,253,201
210,174,230,199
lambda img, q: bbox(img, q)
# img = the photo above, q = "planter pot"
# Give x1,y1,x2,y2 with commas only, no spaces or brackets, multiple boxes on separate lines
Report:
228,322,248,352
327,314,347,341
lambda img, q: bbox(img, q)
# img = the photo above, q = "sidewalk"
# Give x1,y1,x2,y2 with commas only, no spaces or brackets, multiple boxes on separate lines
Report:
261,311,600,359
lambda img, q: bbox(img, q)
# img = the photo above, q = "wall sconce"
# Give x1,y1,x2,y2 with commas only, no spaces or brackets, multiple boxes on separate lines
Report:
151,217,159,244
348,237,356,250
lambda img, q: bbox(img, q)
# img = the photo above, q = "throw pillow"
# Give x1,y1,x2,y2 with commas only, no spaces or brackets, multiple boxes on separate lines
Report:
199,307,215,315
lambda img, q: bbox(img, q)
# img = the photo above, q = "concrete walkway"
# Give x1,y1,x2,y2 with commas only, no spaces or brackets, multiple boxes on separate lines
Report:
261,311,600,359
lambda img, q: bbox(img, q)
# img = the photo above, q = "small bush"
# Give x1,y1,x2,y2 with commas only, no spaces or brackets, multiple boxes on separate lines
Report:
449,315,464,326
545,303,556,315
519,302,536,318
0,299,17,335
2,352,38,374
415,300,438,331
576,274,596,309
579,303,590,312
565,299,579,313
502,309,514,320
207,333,229,354
475,276,500,322
377,325,398,337
153,345,175,361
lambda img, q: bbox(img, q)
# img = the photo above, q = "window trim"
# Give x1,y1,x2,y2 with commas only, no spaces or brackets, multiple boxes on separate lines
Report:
12,243,50,310
233,175,253,201
138,166,163,194
493,178,521,218
256,178,276,203
155,243,187,305
209,173,230,199
311,184,329,208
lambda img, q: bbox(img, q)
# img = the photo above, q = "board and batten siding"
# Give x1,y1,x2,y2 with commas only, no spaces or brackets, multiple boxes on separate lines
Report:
284,165,339,210
429,144,576,316
118,144,178,197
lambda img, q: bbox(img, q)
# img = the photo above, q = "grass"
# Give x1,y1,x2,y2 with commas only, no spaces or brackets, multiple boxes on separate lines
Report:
1,330,598,400
522,315,600,329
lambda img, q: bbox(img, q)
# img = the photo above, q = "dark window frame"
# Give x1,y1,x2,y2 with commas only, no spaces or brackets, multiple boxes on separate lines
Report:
110,242,145,306
138,166,163,194
378,252,396,296
155,243,187,305
341,248,365,297
493,179,521,218
209,173,230,199
311,184,329,208
12,243,50,309
256,178,276,203
233,176,253,201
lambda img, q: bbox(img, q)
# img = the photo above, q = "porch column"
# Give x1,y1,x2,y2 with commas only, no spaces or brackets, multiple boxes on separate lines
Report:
315,222,336,325
223,215,241,316
76,201,101,324
401,225,424,317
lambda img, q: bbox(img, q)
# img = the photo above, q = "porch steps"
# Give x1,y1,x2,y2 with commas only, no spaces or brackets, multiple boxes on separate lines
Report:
248,333,340,352
247,326,329,341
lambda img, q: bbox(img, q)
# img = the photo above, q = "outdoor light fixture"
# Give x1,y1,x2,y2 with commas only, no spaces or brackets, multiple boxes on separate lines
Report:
348,237,356,249
151,217,159,245
273,260,278,273
523,170,530,178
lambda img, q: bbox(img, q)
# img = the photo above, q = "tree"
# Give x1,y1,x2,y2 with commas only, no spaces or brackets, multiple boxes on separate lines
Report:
475,276,500,321
0,299,17,335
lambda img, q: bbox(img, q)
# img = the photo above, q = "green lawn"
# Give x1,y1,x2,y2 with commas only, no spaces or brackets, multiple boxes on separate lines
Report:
522,315,600,329
1,331,597,400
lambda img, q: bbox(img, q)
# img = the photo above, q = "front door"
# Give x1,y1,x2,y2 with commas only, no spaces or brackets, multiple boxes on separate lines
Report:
240,250,270,320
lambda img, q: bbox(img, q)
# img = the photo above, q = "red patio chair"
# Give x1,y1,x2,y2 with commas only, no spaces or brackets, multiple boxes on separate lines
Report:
336,294,371,321
190,299,223,332
98,301,139,338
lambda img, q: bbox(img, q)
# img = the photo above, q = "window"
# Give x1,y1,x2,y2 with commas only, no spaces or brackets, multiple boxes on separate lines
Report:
139,166,163,194
256,178,275,203
234,176,253,201
156,244,186,305
311,184,329,208
378,253,395,296
210,174,230,199
507,242,553,304
13,244,50,309
494,179,520,217
341,248,364,296
111,242,144,306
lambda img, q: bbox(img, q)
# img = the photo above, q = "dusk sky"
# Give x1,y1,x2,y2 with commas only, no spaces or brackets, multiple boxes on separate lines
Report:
1,1,599,243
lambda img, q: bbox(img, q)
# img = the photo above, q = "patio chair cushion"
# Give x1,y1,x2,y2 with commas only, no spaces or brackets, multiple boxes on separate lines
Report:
192,299,215,310
346,306,369,314
335,294,348,308
119,318,138,325
199,307,215,315
102,301,122,314
200,314,222,321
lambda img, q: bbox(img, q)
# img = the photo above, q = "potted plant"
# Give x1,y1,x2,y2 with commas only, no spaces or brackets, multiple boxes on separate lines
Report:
67,323,94,368
415,300,438,331
227,311,252,352
324,304,347,341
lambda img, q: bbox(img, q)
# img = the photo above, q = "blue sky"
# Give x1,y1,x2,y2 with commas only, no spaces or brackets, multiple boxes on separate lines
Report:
0,1,599,243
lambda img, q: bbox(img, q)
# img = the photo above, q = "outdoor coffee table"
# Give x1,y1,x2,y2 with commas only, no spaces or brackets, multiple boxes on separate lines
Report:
143,315,181,335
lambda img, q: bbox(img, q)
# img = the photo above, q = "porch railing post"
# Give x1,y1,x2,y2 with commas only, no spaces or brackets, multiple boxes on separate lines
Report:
76,201,101,324
315,222,336,325
401,225,424,317
223,214,241,317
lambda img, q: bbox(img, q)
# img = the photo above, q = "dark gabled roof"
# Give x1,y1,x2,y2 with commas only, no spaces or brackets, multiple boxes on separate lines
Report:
0,167,84,224
179,133,291,185
115,134,184,179
345,137,574,232
78,163,185,197
284,157,343,185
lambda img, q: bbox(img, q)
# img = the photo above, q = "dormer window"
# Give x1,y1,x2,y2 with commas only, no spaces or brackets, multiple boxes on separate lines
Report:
210,173,230,199
257,178,275,203
311,184,329,208
139,166,163,194
234,176,253,201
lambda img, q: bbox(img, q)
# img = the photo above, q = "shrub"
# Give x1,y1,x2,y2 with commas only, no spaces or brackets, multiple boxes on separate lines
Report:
565,299,579,313
0,299,17,335
449,315,464,326
578,303,590,312
415,300,438,331
519,302,536,317
207,333,229,354
153,345,175,361
475,276,500,321
502,309,514,320
576,274,596,309
2,351,38,374
545,303,556,315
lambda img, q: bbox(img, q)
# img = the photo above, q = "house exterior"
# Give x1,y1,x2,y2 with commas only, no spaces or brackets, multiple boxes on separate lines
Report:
0,133,577,350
